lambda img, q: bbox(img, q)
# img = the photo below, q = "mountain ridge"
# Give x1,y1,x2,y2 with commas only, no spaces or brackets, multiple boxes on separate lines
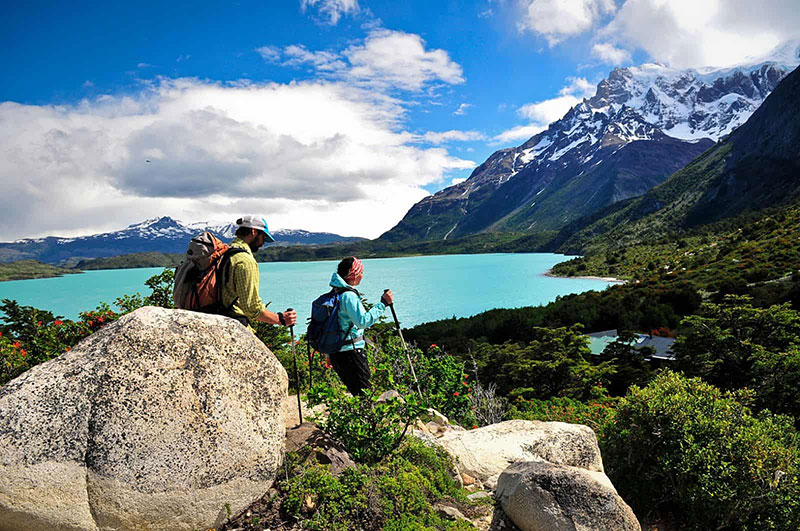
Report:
556,62,800,253
381,45,800,243
0,217,365,264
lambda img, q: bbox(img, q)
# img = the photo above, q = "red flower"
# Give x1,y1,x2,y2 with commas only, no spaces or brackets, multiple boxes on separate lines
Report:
0,331,2,337
472,424,478,429
429,343,437,349
453,391,460,397
20,349,27,357
88,321,93,327
37,321,42,327
462,381,468,386
97,316,104,323
53,320,63,326
65,347,71,352
463,374,468,379
12,342,21,349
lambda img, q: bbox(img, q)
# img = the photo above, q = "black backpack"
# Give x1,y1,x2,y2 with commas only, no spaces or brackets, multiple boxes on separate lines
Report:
306,287,359,354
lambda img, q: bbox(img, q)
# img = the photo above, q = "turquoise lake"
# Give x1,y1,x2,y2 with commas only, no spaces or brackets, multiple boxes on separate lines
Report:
0,254,617,328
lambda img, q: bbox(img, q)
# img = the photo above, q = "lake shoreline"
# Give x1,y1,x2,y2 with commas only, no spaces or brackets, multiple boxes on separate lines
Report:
1,254,619,325
544,269,626,284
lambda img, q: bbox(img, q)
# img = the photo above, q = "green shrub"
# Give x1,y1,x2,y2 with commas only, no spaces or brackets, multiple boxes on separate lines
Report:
411,344,476,426
603,371,800,529
508,395,618,441
307,381,426,464
0,300,119,385
279,438,472,531
474,325,614,400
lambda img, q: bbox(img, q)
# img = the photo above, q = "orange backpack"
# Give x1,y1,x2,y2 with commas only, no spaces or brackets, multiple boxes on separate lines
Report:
173,232,247,316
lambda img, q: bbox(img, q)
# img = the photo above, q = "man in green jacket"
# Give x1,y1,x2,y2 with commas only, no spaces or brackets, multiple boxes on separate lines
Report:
221,215,297,329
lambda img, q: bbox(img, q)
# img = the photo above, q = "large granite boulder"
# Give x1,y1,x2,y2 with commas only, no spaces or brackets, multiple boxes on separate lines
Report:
0,307,288,531
436,419,603,489
496,461,640,531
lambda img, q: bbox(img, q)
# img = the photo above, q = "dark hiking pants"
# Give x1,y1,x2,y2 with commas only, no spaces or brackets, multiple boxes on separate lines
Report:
329,348,371,396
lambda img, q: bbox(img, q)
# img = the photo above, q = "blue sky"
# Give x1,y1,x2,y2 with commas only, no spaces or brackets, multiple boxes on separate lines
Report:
1,0,798,240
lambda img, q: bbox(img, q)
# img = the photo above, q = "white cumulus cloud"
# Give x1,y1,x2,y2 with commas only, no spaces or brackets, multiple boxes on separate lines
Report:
601,0,800,69
492,124,547,144
517,77,595,123
421,130,487,145
518,0,616,45
259,29,465,93
345,30,465,91
591,42,632,65
0,79,474,240
453,103,472,115
300,0,359,25
494,77,596,145
255,46,281,62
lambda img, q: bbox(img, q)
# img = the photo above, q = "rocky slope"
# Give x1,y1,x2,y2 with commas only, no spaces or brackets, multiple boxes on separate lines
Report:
382,43,800,242
0,217,364,264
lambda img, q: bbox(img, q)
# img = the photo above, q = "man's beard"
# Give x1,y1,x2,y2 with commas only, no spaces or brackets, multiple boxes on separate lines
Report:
248,241,261,253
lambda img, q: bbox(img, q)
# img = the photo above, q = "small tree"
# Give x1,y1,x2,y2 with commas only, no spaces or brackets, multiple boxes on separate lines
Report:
673,295,800,418
477,325,614,400
598,330,655,396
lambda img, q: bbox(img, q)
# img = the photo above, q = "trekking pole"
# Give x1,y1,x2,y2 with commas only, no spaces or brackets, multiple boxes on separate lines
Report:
384,289,423,398
307,342,313,389
287,308,303,425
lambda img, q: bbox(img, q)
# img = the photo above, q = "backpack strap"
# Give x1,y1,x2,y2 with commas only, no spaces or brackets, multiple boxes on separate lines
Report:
333,286,361,352
332,286,360,297
215,247,250,325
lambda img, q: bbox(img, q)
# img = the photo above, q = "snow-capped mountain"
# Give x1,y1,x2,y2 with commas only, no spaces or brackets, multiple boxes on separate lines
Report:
382,44,800,242
0,217,364,264
559,55,800,252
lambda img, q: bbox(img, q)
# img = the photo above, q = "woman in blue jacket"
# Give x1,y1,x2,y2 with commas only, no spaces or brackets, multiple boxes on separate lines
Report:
328,256,393,396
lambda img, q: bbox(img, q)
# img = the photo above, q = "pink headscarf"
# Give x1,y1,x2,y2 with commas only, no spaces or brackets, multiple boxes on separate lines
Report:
346,257,364,280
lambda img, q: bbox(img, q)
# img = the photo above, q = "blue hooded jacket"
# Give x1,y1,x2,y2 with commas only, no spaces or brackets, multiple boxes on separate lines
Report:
329,272,387,351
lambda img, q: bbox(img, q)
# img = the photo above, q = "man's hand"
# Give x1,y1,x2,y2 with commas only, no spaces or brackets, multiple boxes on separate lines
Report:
283,309,297,326
381,289,394,306
259,308,298,326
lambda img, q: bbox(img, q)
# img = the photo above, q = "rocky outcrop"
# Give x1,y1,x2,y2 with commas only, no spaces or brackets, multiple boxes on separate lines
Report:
496,461,640,531
436,419,603,490
0,307,288,531
285,422,356,476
